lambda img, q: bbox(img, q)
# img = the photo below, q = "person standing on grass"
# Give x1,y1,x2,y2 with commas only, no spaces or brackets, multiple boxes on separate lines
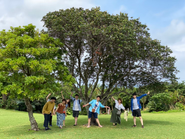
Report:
110,97,125,126
54,99,66,129
61,91,71,126
46,93,56,127
83,96,110,128
131,91,150,128
42,97,56,130
70,92,82,126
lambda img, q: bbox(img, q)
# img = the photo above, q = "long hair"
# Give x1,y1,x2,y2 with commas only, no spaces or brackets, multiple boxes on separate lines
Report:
67,99,71,108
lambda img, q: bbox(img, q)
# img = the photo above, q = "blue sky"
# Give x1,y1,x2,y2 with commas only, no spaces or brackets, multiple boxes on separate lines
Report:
0,0,185,82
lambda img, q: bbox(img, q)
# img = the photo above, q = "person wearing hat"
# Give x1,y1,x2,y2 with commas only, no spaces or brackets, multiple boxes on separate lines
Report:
131,91,150,128
42,97,56,130
70,92,82,126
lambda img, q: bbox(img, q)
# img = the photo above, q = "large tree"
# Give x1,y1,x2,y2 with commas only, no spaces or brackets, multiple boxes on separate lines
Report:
42,7,178,105
0,24,74,130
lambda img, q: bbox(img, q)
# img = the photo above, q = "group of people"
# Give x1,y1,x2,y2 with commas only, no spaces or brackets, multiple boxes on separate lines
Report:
42,91,150,130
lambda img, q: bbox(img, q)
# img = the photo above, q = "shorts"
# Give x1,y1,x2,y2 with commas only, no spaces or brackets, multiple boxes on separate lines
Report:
132,109,141,117
73,110,79,118
62,113,66,120
88,111,98,119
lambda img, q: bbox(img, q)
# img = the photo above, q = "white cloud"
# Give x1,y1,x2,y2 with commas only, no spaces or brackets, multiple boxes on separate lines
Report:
0,0,95,31
152,19,185,52
113,5,127,14
151,19,185,81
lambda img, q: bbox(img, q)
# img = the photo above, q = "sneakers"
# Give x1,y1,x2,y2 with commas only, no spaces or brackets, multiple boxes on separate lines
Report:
45,127,51,130
73,124,77,126
132,125,144,128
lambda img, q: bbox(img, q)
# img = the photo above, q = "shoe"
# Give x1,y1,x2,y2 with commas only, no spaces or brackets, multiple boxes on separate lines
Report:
49,125,52,127
45,128,51,130
132,125,136,127
87,126,90,128
142,125,144,128
115,123,117,125
73,124,77,126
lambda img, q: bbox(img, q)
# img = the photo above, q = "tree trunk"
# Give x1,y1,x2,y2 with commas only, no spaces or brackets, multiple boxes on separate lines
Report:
24,98,39,131
2,93,10,101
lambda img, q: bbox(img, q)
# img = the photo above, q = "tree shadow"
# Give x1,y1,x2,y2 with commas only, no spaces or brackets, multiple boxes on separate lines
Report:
1,116,173,137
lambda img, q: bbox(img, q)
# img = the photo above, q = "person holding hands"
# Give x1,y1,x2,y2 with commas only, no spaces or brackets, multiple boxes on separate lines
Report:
83,96,110,128
46,93,56,126
55,99,66,129
42,97,56,130
61,91,71,126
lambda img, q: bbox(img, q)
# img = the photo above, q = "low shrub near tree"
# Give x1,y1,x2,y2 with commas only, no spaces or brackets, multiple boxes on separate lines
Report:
147,93,171,112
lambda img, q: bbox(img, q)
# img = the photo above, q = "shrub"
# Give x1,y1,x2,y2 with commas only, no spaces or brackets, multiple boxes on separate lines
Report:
175,102,185,110
147,93,172,112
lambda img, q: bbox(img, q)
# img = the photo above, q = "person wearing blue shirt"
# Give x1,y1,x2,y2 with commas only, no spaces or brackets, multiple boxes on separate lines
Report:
83,96,110,128
131,91,150,128
70,92,82,126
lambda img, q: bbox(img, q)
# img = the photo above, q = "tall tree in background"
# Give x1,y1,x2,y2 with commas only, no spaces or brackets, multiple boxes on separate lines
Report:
42,7,178,105
0,24,74,130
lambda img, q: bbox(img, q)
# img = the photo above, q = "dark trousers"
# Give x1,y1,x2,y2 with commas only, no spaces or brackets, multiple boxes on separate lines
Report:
44,114,50,128
49,113,52,125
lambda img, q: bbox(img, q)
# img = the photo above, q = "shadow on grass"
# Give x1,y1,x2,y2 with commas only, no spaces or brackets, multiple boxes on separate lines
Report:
1,115,173,137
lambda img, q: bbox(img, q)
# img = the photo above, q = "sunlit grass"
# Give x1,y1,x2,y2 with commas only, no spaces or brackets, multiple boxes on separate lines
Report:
1,109,185,139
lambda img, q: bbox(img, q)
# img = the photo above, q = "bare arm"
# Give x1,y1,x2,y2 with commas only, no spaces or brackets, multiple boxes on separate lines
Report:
83,103,90,107
46,93,51,101
112,96,115,101
55,106,59,113
70,92,73,97
61,91,64,99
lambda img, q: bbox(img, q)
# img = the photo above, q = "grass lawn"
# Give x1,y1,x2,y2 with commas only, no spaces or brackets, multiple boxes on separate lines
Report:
0,109,185,139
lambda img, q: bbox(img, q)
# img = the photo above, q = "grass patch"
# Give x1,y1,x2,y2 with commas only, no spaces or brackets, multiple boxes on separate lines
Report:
1,109,185,139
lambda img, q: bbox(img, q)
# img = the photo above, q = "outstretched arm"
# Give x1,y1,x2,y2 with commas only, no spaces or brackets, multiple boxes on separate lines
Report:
83,103,90,107
112,96,115,101
138,91,150,99
100,102,110,109
61,91,64,99
46,93,51,101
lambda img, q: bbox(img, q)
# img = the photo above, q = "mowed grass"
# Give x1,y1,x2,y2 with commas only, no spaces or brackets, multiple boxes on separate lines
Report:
0,109,185,139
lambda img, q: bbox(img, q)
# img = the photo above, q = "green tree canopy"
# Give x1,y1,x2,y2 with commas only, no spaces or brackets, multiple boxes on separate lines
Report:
42,7,178,104
0,24,75,130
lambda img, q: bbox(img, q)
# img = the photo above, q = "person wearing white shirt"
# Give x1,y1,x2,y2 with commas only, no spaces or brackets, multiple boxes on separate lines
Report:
110,96,125,126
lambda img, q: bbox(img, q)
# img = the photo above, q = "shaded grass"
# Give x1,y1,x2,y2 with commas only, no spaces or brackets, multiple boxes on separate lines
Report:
0,109,185,139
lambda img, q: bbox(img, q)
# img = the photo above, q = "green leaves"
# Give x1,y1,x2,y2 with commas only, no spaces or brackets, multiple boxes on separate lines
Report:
0,24,74,101
42,7,177,103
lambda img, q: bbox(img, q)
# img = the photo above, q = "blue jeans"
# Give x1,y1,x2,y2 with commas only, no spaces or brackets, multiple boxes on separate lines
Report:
44,114,50,128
